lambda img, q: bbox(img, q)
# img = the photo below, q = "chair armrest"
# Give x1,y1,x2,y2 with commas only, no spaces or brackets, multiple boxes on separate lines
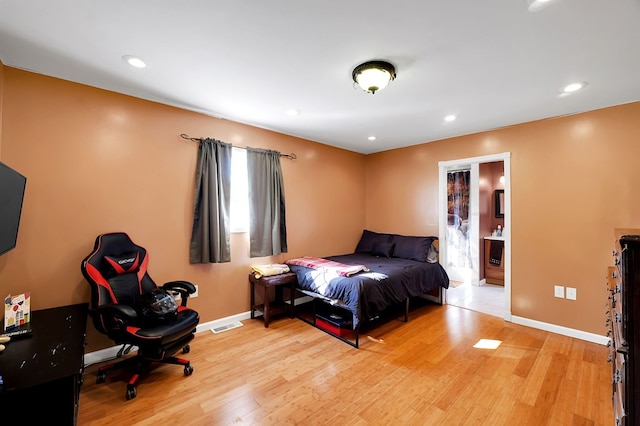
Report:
162,280,197,306
91,303,138,331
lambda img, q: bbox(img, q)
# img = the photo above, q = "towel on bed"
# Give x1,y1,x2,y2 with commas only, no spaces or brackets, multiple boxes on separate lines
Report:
489,240,504,265
251,263,290,279
286,256,369,277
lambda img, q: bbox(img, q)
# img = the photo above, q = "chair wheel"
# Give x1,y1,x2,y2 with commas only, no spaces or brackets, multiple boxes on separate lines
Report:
96,372,106,384
184,364,194,376
126,385,137,400
182,345,190,354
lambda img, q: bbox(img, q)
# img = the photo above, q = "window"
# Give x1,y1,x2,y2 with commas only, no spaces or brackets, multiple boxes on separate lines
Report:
230,147,249,233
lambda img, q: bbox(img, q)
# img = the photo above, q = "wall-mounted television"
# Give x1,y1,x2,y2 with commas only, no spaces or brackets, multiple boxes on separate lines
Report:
0,162,27,255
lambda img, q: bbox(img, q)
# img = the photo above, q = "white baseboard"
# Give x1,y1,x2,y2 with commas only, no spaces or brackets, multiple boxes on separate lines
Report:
510,315,610,346
84,310,253,367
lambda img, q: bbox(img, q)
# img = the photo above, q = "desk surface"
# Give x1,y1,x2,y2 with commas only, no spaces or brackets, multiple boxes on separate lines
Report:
0,303,88,392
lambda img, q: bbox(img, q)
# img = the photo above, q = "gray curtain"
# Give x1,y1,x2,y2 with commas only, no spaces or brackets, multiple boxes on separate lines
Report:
247,148,288,257
189,138,233,263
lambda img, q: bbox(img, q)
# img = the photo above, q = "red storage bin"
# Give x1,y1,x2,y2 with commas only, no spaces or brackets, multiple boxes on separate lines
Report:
316,317,352,338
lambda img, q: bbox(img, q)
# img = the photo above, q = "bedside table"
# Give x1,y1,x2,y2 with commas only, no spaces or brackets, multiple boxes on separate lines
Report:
249,272,297,327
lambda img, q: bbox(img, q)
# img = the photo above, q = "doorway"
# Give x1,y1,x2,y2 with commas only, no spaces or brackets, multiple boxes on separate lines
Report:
438,153,511,321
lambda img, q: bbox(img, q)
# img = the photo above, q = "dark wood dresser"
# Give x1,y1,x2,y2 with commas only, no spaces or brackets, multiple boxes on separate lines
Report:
608,230,640,425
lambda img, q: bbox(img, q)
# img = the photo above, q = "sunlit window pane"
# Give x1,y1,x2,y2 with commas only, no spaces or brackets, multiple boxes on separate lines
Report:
230,147,248,233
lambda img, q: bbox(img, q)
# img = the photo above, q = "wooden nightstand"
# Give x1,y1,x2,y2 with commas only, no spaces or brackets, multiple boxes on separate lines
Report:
249,272,297,327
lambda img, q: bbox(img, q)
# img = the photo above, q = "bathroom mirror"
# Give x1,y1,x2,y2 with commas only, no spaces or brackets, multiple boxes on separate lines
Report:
495,189,505,218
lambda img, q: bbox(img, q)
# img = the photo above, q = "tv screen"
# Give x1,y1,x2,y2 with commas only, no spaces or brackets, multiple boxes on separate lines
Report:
0,162,27,255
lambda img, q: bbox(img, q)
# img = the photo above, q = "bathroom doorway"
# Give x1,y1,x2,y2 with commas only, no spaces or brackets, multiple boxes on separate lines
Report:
438,153,511,320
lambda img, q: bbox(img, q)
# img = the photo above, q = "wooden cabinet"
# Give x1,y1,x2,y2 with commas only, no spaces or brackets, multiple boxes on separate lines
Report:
484,237,504,286
608,230,640,425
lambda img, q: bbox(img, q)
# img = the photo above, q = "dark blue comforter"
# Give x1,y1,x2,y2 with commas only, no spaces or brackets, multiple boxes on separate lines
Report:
288,253,450,328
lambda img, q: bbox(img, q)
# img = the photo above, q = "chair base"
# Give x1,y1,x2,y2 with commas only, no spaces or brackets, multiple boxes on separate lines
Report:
96,345,194,400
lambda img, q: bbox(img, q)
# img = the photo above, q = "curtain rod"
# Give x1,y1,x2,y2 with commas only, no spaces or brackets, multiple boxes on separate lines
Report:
180,134,297,160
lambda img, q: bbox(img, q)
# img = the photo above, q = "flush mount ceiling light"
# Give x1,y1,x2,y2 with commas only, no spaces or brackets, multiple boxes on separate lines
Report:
527,0,553,12
352,60,396,94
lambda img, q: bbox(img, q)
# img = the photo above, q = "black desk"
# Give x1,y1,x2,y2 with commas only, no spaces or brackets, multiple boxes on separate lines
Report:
0,303,88,425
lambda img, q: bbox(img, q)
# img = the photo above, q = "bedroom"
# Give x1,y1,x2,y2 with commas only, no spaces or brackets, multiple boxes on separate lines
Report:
0,0,639,423
3,65,638,349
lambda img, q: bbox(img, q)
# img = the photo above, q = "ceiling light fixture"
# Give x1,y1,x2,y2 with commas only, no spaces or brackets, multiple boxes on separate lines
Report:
122,55,146,68
563,82,586,93
444,114,457,122
527,0,553,12
352,60,396,94
286,109,300,116
368,136,377,141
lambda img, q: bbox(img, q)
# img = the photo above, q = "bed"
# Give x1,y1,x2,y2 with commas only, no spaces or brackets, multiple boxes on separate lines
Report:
285,230,450,347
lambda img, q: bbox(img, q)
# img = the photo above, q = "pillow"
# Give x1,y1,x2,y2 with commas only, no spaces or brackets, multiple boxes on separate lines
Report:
354,230,393,253
372,242,395,258
391,235,436,262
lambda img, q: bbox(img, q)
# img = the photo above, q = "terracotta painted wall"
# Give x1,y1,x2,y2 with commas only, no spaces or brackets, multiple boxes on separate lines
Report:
2,62,638,345
0,67,366,351
0,58,4,154
365,102,640,335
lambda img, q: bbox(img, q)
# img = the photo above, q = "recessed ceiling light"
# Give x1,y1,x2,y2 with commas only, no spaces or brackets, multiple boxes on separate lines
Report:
368,136,377,141
122,55,146,68
527,0,553,12
286,109,300,116
444,114,457,122
563,82,586,93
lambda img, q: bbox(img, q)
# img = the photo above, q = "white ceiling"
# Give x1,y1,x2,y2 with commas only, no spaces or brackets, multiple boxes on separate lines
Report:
0,0,639,154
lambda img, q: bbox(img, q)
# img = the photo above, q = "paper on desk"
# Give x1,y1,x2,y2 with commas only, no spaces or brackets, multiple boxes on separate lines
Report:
4,293,30,331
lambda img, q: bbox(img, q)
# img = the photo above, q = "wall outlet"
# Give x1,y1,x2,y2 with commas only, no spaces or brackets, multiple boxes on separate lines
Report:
554,285,565,298
566,287,576,300
191,284,199,298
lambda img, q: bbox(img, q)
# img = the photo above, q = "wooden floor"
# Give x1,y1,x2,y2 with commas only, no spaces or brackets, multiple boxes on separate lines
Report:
77,303,614,425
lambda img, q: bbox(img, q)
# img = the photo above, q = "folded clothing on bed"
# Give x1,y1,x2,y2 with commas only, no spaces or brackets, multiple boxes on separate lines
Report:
286,256,369,277
251,263,290,279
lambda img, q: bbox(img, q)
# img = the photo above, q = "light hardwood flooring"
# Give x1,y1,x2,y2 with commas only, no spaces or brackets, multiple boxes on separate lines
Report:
77,302,613,425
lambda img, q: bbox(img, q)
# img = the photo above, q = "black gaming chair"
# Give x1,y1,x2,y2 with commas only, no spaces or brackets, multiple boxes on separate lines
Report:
81,232,200,400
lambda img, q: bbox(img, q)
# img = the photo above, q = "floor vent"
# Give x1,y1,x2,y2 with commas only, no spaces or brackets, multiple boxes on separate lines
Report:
211,321,244,334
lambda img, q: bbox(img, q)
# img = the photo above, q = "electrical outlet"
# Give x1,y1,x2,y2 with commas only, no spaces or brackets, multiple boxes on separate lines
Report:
566,287,577,300
554,285,565,298
191,284,198,298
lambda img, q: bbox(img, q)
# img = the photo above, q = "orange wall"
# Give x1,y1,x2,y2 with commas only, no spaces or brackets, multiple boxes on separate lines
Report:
0,58,4,154
1,63,638,346
366,103,640,335
0,67,365,351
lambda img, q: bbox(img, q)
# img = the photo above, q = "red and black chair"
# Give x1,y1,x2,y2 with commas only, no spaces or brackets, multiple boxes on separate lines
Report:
81,232,200,400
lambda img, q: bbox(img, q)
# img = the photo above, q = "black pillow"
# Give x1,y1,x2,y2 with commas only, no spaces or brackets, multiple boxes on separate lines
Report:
391,235,436,262
354,230,393,253
372,242,395,258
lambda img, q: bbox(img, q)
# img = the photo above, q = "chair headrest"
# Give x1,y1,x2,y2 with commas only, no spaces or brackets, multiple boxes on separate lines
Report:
104,251,141,276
